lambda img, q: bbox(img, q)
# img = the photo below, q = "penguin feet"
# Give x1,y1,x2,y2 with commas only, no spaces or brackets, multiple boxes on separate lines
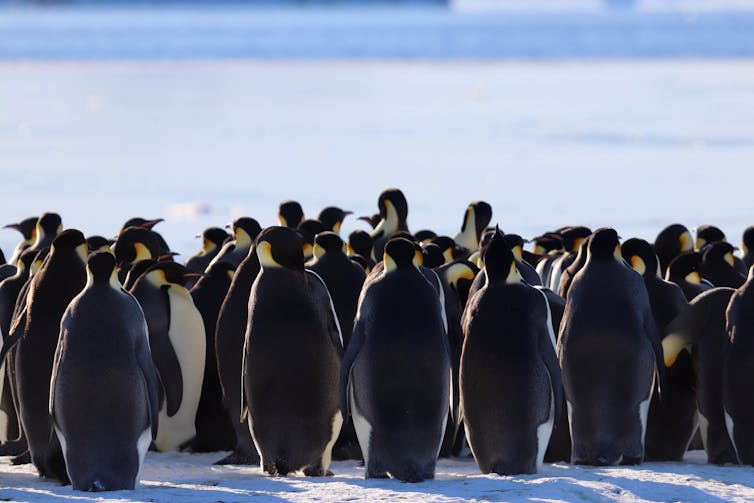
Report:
10,450,31,465
303,463,333,477
214,450,261,466
620,455,643,466
0,438,28,456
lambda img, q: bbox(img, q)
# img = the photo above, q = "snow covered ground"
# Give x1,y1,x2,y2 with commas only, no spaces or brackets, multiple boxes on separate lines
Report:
1,451,754,502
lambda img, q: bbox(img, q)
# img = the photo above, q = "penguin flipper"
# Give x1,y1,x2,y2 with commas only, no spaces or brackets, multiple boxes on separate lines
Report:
340,318,366,419
48,319,67,418
151,287,183,417
537,289,563,423
136,326,161,439
0,308,25,364
305,270,344,353
644,309,667,401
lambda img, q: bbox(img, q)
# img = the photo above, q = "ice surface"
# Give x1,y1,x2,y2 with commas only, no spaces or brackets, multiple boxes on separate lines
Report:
1,451,754,502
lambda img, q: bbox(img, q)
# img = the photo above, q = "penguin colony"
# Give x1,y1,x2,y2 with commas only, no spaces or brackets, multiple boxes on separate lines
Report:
0,188,753,491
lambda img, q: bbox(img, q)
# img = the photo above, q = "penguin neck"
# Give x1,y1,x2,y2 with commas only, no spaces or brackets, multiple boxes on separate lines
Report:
454,209,478,251
234,229,252,249
372,201,400,239
199,240,217,257
485,262,520,286
86,269,122,290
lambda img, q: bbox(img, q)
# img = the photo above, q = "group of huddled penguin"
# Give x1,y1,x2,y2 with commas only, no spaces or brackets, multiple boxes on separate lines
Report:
1,187,754,491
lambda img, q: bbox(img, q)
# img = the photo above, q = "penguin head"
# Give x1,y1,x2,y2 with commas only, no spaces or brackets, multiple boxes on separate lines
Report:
702,241,737,269
313,232,345,259
481,227,519,284
198,227,231,255
531,232,564,255
431,236,457,265
4,216,38,242
587,228,621,262
621,238,660,278
357,213,381,229
347,230,374,258
414,230,438,244
86,235,113,253
655,223,692,253
298,219,325,260
350,254,371,274
378,188,408,222
144,262,199,288
231,217,262,247
278,200,304,228
318,207,352,234
86,250,120,288
694,224,726,251
667,251,703,284
502,234,527,262
742,225,754,257
421,243,445,268
124,258,158,289
17,248,37,272
383,237,421,273
440,260,479,301
51,229,88,265
30,248,49,276
119,217,164,236
112,227,160,268
461,201,492,240
35,212,63,245
256,226,305,272
561,226,592,252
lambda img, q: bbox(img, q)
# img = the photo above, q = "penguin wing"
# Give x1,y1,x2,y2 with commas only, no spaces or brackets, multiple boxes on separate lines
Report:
643,305,667,401
48,312,69,418
148,285,183,417
135,317,161,439
305,270,344,352
339,316,366,419
0,306,25,363
535,288,563,422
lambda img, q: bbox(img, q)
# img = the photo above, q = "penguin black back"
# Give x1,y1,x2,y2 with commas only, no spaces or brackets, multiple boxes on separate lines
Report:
700,242,745,288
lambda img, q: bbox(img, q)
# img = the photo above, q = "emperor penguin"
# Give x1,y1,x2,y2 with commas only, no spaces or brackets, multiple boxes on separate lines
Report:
654,224,693,276
207,217,262,270
699,242,745,288
118,217,170,257
50,251,159,491
242,227,342,477
184,226,231,278
0,229,88,483
460,229,561,474
27,212,63,254
278,200,304,228
453,201,492,252
3,216,37,265
558,228,664,465
111,227,162,282
341,237,450,482
129,262,206,452
318,207,352,235
370,188,409,259
666,252,714,301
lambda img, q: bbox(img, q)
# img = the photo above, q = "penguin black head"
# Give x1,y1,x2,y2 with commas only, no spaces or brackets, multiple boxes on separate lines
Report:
120,217,164,234
531,232,564,255
667,251,703,283
145,261,198,288
621,238,660,278
313,232,345,259
318,207,352,234
481,227,518,284
51,229,88,264
654,223,692,271
298,219,325,259
230,217,262,246
4,216,38,241
383,237,421,272
36,212,63,244
432,236,457,264
743,226,754,257
199,226,231,252
478,227,499,252
86,235,113,253
701,241,737,269
502,234,528,262
17,248,38,271
256,226,305,272
87,250,118,287
348,230,374,258
124,258,158,290
414,230,438,244
421,243,445,269
377,188,408,223
560,226,592,252
461,201,493,238
278,200,304,228
695,224,726,250
587,228,621,261
205,260,236,281
112,227,160,267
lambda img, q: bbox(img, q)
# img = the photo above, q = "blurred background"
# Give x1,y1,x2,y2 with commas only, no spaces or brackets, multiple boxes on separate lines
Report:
1,0,753,256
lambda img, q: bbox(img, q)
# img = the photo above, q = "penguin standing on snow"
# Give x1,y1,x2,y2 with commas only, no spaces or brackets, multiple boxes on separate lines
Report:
558,228,664,465
242,227,343,477
129,262,206,452
341,237,450,482
50,251,159,491
460,229,561,475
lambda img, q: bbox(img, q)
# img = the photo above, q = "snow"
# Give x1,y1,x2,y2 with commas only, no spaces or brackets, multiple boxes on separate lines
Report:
1,451,754,502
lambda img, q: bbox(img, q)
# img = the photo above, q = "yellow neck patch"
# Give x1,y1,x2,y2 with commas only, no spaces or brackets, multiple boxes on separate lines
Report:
685,271,701,284
630,255,646,276
445,263,475,290
133,242,152,263
724,252,735,267
680,231,692,252
257,241,281,269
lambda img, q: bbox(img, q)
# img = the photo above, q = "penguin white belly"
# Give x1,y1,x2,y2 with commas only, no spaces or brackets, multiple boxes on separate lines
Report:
698,411,709,451
135,427,152,487
321,411,344,472
155,287,206,452
724,410,737,460
350,385,372,468
536,392,555,471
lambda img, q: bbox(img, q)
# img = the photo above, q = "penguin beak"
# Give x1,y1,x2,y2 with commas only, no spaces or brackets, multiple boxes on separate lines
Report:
158,252,179,261
183,272,204,278
140,218,164,230
225,223,233,230
357,216,372,223
3,223,21,231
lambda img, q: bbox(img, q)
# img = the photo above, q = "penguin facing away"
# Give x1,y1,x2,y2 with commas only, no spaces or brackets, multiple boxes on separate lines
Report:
341,237,450,482
558,228,664,466
50,251,160,491
242,227,343,477
666,251,714,301
654,224,693,276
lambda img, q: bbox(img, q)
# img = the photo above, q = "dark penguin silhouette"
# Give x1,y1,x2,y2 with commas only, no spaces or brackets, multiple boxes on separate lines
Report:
298,219,325,262
654,223,693,276
85,235,112,253
184,227,231,279
1,229,88,483
214,247,261,466
189,261,237,453
724,266,754,465
118,217,169,257
370,188,409,259
742,226,754,270
26,213,62,255
341,237,449,482
3,216,37,264
557,238,590,299
558,228,663,466
621,238,697,461
461,230,561,474
50,251,159,491
112,227,161,283
318,207,352,235
453,201,492,252
278,200,304,228
242,227,342,477
666,251,714,301
208,218,262,270
699,242,746,288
